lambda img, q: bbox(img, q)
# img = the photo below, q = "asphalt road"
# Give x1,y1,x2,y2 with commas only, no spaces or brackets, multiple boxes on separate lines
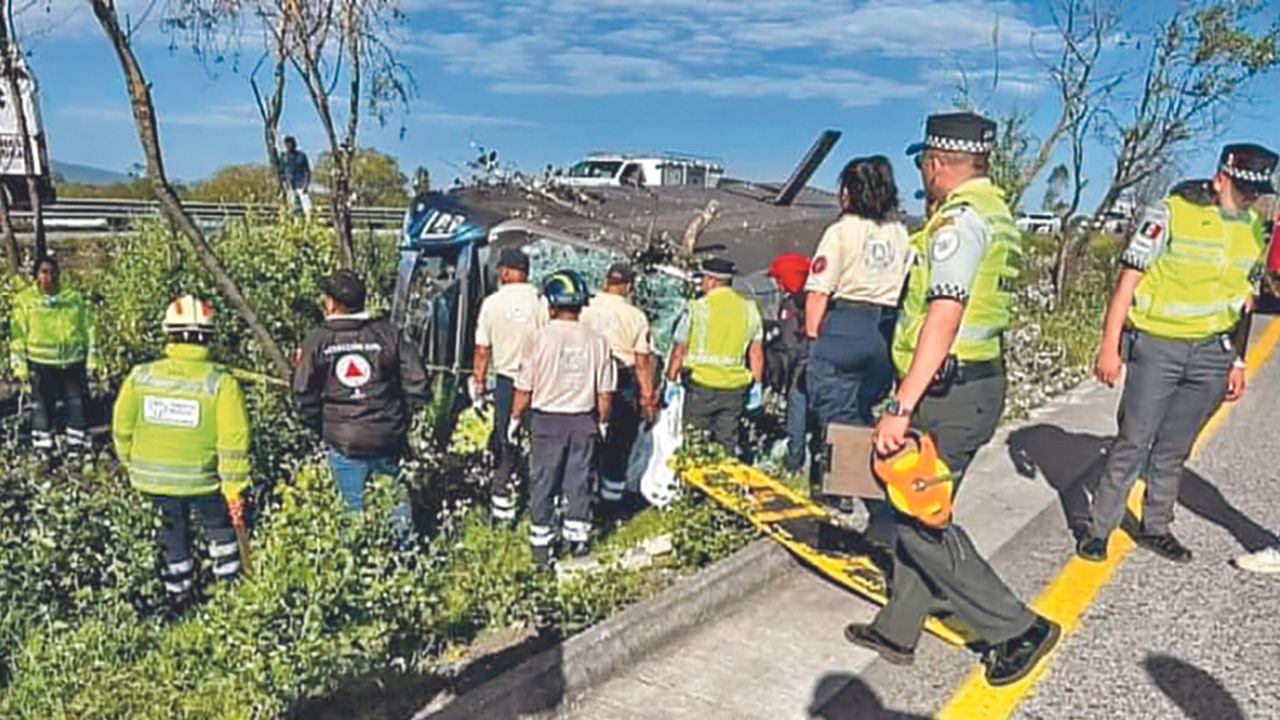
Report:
564,320,1280,720
847,322,1280,720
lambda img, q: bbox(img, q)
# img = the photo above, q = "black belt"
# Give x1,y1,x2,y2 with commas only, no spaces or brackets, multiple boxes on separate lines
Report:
927,358,1001,396
832,298,888,309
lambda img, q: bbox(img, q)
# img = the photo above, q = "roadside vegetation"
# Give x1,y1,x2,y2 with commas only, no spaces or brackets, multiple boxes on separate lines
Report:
0,214,1111,718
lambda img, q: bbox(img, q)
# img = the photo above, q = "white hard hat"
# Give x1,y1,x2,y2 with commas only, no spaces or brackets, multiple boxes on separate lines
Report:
163,295,215,333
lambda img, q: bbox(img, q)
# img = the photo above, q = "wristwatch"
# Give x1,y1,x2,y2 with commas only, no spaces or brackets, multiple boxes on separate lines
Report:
884,397,913,417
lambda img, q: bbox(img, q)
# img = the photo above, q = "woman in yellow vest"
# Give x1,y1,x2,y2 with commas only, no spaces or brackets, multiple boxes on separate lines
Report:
1079,144,1277,564
8,255,100,451
113,296,251,613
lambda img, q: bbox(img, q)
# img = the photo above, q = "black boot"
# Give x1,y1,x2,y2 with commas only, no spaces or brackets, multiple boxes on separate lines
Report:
1132,528,1192,563
983,616,1061,687
1075,535,1107,562
843,622,915,666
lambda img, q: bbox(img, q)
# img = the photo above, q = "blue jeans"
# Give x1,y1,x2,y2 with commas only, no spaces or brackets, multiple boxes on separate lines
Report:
784,385,809,472
327,450,400,512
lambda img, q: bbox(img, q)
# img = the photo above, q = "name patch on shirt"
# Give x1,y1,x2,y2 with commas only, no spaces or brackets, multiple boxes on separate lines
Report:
143,396,200,428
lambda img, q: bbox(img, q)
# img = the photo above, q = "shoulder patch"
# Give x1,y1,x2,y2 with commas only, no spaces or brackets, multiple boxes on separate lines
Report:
811,256,828,274
931,228,961,262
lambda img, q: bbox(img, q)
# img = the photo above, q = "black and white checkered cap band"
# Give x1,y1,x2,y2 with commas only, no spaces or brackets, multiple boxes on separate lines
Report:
925,134,993,154
1221,164,1273,184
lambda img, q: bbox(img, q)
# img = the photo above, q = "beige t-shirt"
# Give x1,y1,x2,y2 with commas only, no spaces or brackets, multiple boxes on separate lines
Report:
580,292,652,368
515,320,617,414
475,282,549,377
805,214,911,306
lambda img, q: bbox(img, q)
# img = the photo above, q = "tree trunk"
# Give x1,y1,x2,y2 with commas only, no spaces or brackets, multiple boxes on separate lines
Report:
89,0,291,378
0,182,18,274
251,49,287,198
0,3,45,269
294,52,355,269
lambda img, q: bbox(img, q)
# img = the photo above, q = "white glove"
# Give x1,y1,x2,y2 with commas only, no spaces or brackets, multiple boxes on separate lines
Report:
745,381,764,412
468,376,486,411
506,416,521,445
598,421,610,439
662,380,683,407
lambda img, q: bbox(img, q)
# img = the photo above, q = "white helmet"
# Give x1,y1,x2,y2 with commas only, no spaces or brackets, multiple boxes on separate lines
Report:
163,295,216,334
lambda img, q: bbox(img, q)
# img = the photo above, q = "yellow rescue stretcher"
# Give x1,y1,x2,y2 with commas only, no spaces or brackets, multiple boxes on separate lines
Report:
681,461,974,646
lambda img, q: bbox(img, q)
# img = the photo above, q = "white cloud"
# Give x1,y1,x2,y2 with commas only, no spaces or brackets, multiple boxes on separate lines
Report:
411,0,1054,106
62,102,260,128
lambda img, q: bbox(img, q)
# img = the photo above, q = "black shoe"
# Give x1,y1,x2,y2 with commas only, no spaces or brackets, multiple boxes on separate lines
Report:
843,622,915,666
567,540,590,558
1076,536,1107,562
1132,530,1192,563
533,546,555,568
983,616,1061,687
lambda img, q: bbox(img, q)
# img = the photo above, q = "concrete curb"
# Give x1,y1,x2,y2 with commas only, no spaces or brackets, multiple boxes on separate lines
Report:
415,539,798,719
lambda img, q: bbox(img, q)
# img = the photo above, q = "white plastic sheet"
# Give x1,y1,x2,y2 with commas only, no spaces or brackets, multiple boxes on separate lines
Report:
629,387,683,508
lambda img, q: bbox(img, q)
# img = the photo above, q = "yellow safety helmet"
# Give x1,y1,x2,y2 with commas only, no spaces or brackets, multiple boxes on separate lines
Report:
163,295,216,334
873,430,954,529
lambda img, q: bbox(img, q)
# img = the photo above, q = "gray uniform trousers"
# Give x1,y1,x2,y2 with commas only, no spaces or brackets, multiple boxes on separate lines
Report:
1089,331,1232,538
869,370,1036,649
529,411,598,551
684,381,747,453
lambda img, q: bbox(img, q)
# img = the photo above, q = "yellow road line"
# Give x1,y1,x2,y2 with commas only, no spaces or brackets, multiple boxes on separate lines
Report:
937,318,1280,720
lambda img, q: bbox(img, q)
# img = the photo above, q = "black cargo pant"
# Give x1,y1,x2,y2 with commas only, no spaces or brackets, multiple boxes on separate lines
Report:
869,370,1037,649
529,411,598,558
29,361,89,449
600,367,640,502
683,381,746,453
151,492,240,601
489,374,527,521
1089,331,1233,538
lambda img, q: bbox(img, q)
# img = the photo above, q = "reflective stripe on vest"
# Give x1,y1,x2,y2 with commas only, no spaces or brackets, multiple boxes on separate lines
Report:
126,362,225,495
686,288,755,390
14,287,93,366
892,178,1023,376
1129,196,1264,340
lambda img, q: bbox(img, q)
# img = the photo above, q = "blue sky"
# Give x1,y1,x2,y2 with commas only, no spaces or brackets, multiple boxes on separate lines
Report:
19,0,1280,213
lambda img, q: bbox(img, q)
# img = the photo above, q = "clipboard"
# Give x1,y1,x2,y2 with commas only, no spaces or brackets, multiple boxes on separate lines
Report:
821,422,883,499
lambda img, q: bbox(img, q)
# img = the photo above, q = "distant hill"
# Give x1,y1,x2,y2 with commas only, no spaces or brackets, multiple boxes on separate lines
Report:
51,160,130,186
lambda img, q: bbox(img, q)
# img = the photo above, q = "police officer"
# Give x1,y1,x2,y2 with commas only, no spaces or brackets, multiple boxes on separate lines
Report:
581,262,658,506
804,157,911,539
112,296,249,611
664,257,765,454
846,113,1058,687
1078,144,1277,564
509,270,616,566
292,271,429,513
473,248,549,523
9,255,100,451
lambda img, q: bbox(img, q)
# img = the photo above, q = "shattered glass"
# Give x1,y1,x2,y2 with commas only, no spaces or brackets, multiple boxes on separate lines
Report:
524,239,690,354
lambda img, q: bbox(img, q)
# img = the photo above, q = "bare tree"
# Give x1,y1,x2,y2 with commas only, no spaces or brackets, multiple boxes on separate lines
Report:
282,0,411,269
88,0,291,377
1092,2,1280,218
0,181,17,274
0,0,46,270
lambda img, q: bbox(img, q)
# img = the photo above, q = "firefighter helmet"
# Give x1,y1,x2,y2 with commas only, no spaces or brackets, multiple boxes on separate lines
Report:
163,295,216,334
872,430,955,529
543,269,590,309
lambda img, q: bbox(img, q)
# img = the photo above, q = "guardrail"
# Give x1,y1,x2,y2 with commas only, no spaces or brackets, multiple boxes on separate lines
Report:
8,198,405,232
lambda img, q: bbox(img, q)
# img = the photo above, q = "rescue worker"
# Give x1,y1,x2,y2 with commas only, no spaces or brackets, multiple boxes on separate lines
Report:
472,248,549,524
112,295,249,611
580,262,658,506
509,270,616,566
846,113,1059,687
293,270,429,513
9,255,100,451
1078,144,1277,564
764,252,812,472
804,157,912,541
664,257,765,455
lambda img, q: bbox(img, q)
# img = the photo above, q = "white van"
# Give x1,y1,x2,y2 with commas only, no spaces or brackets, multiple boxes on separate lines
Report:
559,153,723,189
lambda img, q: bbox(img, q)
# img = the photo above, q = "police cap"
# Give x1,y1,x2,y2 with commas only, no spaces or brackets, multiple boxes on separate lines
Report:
700,257,736,279
322,270,367,311
906,112,997,157
498,247,531,272
1219,143,1277,195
